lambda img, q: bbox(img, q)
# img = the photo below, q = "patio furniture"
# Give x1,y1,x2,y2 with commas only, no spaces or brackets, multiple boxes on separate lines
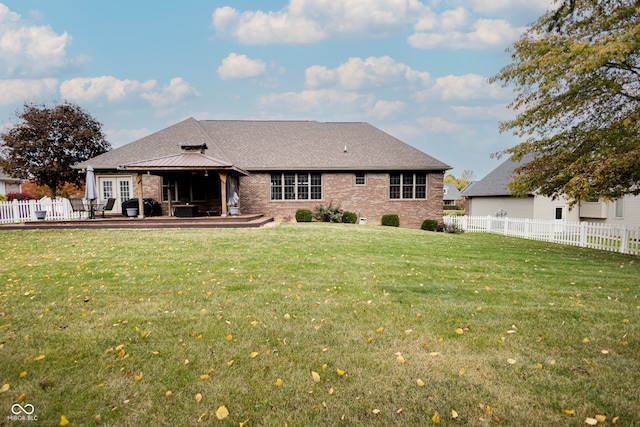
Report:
96,198,116,218
174,204,199,217
68,197,88,219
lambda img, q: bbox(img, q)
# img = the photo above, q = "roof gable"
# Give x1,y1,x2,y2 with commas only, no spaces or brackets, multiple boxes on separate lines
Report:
76,118,450,172
461,154,533,197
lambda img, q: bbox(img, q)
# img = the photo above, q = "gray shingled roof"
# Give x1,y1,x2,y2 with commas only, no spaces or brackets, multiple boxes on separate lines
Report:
461,155,532,197
75,118,450,172
443,183,462,201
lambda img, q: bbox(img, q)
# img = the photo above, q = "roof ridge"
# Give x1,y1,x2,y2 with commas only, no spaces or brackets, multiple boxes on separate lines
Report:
193,119,235,165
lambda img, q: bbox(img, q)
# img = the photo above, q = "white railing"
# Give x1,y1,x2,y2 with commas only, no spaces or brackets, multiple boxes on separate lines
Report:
444,215,640,256
0,199,88,224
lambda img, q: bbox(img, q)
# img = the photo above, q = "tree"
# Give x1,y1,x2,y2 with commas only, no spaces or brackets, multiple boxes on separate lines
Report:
0,102,111,199
444,169,475,190
491,0,640,203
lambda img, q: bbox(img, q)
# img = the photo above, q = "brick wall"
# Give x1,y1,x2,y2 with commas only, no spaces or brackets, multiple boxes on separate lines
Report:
240,171,444,229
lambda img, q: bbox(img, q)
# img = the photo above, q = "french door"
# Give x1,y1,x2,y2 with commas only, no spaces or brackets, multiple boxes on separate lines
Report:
97,176,133,214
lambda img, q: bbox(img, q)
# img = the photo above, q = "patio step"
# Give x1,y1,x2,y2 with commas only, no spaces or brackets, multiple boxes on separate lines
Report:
1,214,274,230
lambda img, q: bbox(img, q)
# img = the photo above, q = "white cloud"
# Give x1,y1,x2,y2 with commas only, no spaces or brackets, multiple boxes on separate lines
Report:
212,0,428,45
258,89,373,114
305,56,430,90
417,116,458,133
371,100,405,119
59,76,199,108
414,73,507,102
408,17,524,49
60,76,156,102
0,4,86,76
217,53,267,80
0,78,58,105
466,0,555,16
451,104,514,121
141,77,200,108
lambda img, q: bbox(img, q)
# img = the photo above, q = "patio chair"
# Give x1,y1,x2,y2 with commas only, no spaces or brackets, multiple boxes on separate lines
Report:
68,197,88,219
97,198,116,218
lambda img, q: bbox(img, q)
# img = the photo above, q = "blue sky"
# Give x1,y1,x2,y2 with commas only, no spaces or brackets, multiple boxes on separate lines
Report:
0,0,553,179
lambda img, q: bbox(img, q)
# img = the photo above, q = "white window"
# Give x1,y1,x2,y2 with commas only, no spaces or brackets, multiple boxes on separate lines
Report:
390,173,427,199
355,173,366,185
271,173,322,200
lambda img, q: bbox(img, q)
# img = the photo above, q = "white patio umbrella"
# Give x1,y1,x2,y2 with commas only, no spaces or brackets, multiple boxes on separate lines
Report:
84,166,99,218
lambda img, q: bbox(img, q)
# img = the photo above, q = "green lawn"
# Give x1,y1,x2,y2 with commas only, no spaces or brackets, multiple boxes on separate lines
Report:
0,223,638,426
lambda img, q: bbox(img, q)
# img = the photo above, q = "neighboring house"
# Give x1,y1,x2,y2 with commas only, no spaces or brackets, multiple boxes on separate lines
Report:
443,183,462,206
74,118,450,228
462,156,640,226
0,169,23,196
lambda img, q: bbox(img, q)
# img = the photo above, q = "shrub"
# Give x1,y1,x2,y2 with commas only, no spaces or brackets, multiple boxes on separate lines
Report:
295,209,313,222
421,219,439,231
381,214,399,227
443,205,461,210
0,194,7,202
342,211,357,224
437,222,464,234
6,192,36,201
313,202,343,223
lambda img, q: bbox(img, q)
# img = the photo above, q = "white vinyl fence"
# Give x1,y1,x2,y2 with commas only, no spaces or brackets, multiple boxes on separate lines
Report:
443,215,640,256
0,198,88,224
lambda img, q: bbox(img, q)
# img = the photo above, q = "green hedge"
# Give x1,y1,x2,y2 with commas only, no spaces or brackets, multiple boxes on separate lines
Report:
342,211,357,224
295,209,313,222
421,219,439,231
381,214,399,227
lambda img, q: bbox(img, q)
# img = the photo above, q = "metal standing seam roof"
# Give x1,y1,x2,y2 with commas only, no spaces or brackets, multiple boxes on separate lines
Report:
74,117,450,172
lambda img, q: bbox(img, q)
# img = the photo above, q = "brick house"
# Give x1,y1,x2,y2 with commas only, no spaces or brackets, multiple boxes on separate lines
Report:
74,118,450,228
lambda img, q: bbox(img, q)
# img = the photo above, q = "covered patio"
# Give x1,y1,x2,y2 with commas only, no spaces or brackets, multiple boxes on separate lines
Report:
119,143,248,219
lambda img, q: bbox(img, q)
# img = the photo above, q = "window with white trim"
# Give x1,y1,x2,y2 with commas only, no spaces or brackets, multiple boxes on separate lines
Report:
390,173,427,199
271,173,322,200
355,173,366,185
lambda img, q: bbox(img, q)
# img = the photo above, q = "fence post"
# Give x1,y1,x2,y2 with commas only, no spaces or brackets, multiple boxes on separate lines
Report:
11,200,20,223
580,222,587,248
504,217,509,235
620,225,629,254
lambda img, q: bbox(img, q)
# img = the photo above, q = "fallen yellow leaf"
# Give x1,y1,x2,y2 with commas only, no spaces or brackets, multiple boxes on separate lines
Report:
376,326,384,333
17,394,26,403
19,371,27,378
200,374,209,381
275,378,283,387
225,334,233,341
0,384,9,393
455,328,464,335
227,360,234,366
60,415,69,426
595,415,606,422
451,409,459,419
336,369,345,376
612,416,619,424
249,352,259,358
34,354,45,361
329,387,334,395
416,378,425,387
564,409,575,415
429,352,440,357
585,417,597,425
215,406,229,420
372,409,380,414
195,393,202,402
507,358,516,364
134,372,143,381
312,371,321,383
459,368,465,375
432,412,440,423
396,355,405,364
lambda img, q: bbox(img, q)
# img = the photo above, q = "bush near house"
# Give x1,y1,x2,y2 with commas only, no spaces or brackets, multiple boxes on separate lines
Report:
421,219,439,231
295,209,313,222
381,214,399,227
342,211,357,224
313,202,343,223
